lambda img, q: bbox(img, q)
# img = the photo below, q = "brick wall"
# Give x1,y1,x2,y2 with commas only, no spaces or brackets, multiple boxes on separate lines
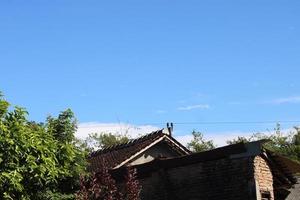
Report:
138,156,258,200
254,155,274,200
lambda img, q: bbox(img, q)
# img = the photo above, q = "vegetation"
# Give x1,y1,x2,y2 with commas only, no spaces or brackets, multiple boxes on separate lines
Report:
187,125,300,163
226,123,300,162
2,90,300,199
187,130,216,152
45,109,88,198
85,132,130,151
0,92,137,199
76,161,141,200
0,93,87,199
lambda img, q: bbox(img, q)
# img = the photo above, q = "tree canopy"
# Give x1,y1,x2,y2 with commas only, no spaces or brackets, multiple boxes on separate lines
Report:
187,130,216,152
85,132,130,151
227,123,300,162
0,93,87,199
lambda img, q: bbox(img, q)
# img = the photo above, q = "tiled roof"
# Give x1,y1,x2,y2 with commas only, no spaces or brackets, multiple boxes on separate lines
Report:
88,129,190,171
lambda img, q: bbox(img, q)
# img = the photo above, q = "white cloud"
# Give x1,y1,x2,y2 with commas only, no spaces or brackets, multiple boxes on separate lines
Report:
177,104,210,111
271,96,300,104
76,122,160,140
175,127,295,147
76,123,252,147
76,122,298,149
155,110,167,114
174,131,253,147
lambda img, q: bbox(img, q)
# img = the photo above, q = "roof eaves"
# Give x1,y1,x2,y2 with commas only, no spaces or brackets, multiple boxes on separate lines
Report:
163,135,191,154
113,135,167,169
89,129,165,158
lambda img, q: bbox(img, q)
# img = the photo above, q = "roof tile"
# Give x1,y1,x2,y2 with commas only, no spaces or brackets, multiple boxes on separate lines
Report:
88,129,190,171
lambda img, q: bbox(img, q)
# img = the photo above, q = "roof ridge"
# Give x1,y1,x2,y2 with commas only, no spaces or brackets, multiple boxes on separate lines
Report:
89,129,165,157
163,134,192,154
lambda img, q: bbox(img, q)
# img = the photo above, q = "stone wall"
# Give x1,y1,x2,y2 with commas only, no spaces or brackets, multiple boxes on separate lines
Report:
138,156,258,200
254,155,274,200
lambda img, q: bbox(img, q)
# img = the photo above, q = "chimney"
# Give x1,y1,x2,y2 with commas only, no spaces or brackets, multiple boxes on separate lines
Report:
163,122,173,137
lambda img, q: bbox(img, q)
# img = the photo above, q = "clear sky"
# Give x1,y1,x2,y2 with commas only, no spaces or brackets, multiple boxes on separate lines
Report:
1,1,300,144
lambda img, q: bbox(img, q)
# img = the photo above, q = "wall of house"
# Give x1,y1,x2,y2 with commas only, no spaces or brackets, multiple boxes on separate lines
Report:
138,156,257,200
254,155,274,200
129,142,180,166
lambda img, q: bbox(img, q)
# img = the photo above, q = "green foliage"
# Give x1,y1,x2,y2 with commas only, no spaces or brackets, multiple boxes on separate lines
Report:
0,97,60,199
46,109,77,143
275,126,300,162
227,123,300,162
46,109,88,197
36,190,75,200
226,136,249,145
0,93,87,199
187,130,216,152
86,132,130,150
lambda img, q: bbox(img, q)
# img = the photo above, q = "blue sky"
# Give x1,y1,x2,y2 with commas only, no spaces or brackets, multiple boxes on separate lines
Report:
1,1,300,143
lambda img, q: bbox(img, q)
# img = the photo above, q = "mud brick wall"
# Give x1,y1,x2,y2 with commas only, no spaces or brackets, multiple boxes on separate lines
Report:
139,157,258,200
254,155,274,200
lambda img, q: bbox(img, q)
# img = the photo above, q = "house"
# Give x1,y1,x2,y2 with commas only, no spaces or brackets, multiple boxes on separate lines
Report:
88,126,191,171
112,139,300,200
89,129,300,200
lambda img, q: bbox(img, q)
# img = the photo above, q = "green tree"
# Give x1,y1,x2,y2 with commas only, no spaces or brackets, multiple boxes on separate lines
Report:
85,132,130,150
0,94,61,199
46,109,77,143
226,136,250,145
282,126,300,162
187,130,216,152
227,123,300,162
0,92,87,199
45,109,88,199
